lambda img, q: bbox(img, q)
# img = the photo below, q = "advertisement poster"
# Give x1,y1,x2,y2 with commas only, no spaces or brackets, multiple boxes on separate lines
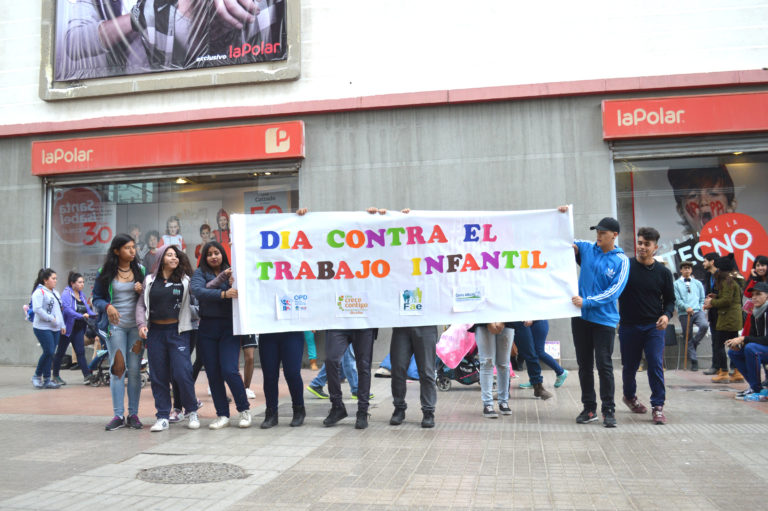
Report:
54,0,287,81
52,187,117,253
630,162,768,278
244,190,289,215
230,209,580,334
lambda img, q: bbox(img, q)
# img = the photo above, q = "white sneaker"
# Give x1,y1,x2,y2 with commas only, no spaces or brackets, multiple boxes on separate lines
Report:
187,412,200,430
150,418,169,432
238,410,252,428
245,388,256,399
207,387,212,396
208,416,230,430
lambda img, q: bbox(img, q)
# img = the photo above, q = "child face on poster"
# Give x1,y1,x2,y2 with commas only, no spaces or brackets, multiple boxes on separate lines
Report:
147,234,158,249
200,226,211,243
668,167,737,235
167,219,180,236
217,213,229,231
680,187,735,234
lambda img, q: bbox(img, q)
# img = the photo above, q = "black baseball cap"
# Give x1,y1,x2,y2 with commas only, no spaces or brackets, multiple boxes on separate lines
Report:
590,217,620,233
752,282,768,294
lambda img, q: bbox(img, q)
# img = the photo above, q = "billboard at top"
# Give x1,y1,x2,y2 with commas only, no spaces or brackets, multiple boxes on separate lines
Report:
54,0,287,81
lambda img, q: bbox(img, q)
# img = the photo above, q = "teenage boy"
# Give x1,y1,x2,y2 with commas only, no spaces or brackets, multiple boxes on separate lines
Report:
701,253,720,375
618,227,675,425
559,207,629,428
673,261,708,371
726,282,768,401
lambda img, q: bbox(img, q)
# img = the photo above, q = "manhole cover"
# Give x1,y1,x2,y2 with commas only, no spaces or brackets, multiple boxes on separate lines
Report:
137,462,249,484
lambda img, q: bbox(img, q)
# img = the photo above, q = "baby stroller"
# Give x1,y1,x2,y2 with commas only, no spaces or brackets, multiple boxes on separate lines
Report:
435,346,480,391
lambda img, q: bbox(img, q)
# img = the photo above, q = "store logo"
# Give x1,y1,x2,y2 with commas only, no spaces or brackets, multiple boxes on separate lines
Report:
265,128,290,153
616,107,684,127
41,147,94,165
402,288,422,311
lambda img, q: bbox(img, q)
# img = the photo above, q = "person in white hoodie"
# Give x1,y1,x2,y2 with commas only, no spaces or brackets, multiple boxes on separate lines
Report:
30,268,65,389
136,245,200,432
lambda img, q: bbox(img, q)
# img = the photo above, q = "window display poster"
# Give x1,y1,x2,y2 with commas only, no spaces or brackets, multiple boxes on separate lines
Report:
244,190,290,214
630,162,768,278
52,187,117,254
54,0,287,81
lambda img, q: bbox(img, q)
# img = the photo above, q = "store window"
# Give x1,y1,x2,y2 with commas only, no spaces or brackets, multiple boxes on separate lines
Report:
615,152,768,279
49,171,298,291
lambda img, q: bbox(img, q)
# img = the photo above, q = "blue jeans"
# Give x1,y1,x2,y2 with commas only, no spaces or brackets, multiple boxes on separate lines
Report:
259,332,305,410
475,326,513,405
619,323,666,407
304,331,317,360
33,328,59,379
53,321,90,378
729,343,768,392
106,325,143,417
311,344,357,393
146,324,198,419
511,321,543,385
529,320,564,376
198,317,249,417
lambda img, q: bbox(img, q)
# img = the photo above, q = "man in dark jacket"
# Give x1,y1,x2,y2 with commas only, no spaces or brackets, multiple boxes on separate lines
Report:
701,252,720,375
726,282,768,401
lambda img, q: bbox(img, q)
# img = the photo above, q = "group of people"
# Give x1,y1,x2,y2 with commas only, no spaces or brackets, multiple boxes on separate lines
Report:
28,205,768,431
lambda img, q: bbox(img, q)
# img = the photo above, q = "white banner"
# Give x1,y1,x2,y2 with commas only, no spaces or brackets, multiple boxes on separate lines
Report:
231,209,580,334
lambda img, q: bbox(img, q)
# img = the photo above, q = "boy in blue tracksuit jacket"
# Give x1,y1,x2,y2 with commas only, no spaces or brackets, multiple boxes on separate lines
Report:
560,209,629,428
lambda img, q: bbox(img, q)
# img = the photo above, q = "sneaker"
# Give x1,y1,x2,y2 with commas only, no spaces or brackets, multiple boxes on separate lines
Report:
498,402,512,415
69,363,80,371
554,369,569,388
126,414,143,429
421,411,435,429
351,392,375,400
354,411,369,429
245,388,256,399
483,404,498,419
31,375,43,389
576,409,598,424
185,400,204,418
83,375,93,385
307,384,329,399
622,395,648,414
43,379,61,389
207,386,212,395
374,367,391,378
105,415,125,431
603,410,617,428
518,381,532,389
323,405,348,426
209,416,230,430
238,410,252,428
168,409,182,423
651,406,667,425
702,367,718,375
150,418,169,432
187,412,200,430
533,383,552,400
730,369,745,383
390,408,406,426
743,393,768,402
52,375,67,386
735,387,753,399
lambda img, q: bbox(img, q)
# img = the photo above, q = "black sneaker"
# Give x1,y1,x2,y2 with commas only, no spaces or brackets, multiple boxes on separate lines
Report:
351,392,375,400
603,410,617,428
307,384,329,399
483,404,498,419
355,411,369,429
390,408,406,426
105,415,125,431
421,411,435,429
323,405,348,427
126,414,143,429
576,409,598,424
498,402,512,415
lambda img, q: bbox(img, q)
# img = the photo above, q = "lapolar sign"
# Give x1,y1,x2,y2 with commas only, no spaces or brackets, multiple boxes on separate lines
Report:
230,209,580,334
52,187,116,250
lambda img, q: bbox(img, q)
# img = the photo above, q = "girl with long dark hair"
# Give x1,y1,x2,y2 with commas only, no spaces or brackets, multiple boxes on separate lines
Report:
52,272,96,385
136,245,200,432
30,268,65,389
190,241,251,429
92,233,146,431
704,254,745,383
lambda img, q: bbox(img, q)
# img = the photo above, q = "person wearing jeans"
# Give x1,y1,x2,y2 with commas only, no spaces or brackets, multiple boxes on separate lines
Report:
53,272,96,385
389,326,438,428
727,281,768,400
510,321,553,399
307,344,358,397
559,208,630,428
472,323,513,418
258,331,306,428
519,320,568,388
29,268,65,390
673,261,709,371
322,328,376,429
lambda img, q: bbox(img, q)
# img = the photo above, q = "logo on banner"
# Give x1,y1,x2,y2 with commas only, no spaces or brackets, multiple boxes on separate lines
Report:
336,293,369,317
276,294,310,320
400,287,424,316
453,287,484,312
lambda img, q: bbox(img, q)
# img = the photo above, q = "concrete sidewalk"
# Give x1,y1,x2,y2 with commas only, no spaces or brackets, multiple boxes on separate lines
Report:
0,365,766,510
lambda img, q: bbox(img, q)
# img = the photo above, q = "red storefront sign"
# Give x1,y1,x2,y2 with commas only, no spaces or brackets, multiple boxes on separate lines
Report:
31,121,304,175
602,91,768,139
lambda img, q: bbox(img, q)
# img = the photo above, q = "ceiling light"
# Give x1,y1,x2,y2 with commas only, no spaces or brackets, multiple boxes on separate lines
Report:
264,172,272,176
175,177,189,184
733,151,743,156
